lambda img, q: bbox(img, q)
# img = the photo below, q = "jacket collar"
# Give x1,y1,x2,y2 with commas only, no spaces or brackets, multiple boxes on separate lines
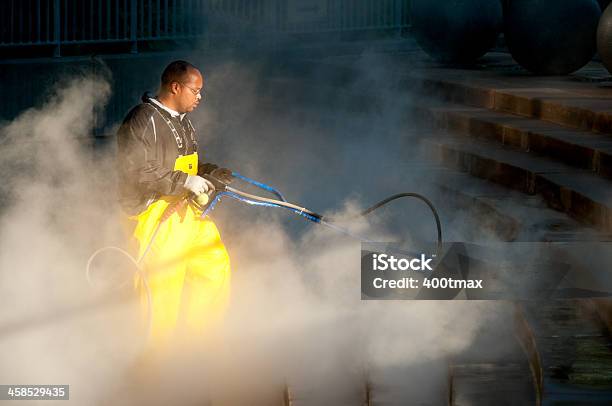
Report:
148,96,186,120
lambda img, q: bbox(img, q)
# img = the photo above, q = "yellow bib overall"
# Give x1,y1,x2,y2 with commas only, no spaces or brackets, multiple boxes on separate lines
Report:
128,152,231,352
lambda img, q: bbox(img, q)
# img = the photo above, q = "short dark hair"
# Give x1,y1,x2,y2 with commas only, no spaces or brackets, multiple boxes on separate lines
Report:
161,60,198,86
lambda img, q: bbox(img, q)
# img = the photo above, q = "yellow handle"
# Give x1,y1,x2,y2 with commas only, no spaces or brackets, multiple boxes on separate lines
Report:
195,193,210,207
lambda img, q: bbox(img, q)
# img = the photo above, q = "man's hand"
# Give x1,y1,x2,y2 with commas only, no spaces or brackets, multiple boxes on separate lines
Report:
210,167,234,184
184,174,215,196
198,162,234,184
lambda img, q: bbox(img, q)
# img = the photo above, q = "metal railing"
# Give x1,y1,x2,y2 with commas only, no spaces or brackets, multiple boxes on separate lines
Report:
280,0,410,34
0,0,206,55
205,0,410,33
0,0,411,56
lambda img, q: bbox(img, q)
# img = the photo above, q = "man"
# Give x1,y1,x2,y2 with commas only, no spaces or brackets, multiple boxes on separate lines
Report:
117,60,231,352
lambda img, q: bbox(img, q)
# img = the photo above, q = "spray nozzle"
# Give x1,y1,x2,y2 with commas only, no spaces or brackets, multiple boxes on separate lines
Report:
202,173,230,191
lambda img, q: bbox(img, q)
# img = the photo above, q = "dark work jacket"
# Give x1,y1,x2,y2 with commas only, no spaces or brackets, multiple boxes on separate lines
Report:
117,95,198,215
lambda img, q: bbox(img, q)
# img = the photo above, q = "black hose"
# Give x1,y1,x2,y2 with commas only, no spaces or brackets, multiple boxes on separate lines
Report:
321,192,443,257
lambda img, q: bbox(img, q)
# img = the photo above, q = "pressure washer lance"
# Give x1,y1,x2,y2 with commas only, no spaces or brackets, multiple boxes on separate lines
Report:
197,173,442,254
86,173,443,339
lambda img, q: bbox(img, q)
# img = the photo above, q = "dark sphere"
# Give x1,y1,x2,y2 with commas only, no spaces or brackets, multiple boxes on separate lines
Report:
598,2,612,74
504,0,601,75
411,0,503,64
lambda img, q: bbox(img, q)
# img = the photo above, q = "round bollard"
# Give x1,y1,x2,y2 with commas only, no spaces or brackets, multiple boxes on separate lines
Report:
504,0,601,75
411,0,503,64
597,2,612,74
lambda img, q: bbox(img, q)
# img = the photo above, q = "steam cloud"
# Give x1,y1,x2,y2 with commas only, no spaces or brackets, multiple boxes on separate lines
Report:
0,55,507,405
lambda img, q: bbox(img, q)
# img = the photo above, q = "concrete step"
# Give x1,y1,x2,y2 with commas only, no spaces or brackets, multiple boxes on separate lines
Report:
448,303,537,405
520,300,612,404
423,134,612,231
366,361,450,406
450,363,535,406
414,101,612,181
400,53,612,135
431,170,605,242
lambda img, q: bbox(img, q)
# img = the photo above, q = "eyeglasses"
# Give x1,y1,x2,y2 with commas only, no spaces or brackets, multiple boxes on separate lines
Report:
179,82,205,99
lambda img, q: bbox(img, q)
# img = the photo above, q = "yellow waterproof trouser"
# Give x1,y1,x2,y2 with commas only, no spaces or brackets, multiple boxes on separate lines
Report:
128,197,231,352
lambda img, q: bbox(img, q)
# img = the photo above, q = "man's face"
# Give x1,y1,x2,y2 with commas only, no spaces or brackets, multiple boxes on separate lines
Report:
174,69,204,113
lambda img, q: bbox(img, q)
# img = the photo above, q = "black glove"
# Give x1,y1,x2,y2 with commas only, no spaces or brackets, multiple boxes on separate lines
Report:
210,167,234,184
198,162,219,176
198,162,234,184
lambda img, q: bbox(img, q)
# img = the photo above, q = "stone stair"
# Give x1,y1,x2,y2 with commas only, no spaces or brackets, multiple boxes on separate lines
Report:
430,170,600,243
416,103,612,178
264,51,612,404
423,134,612,230
399,58,612,233
403,54,612,405
403,54,612,134
519,300,612,406
449,303,537,406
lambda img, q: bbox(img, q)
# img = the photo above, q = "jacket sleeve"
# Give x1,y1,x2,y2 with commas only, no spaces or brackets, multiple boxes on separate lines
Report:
117,109,188,196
